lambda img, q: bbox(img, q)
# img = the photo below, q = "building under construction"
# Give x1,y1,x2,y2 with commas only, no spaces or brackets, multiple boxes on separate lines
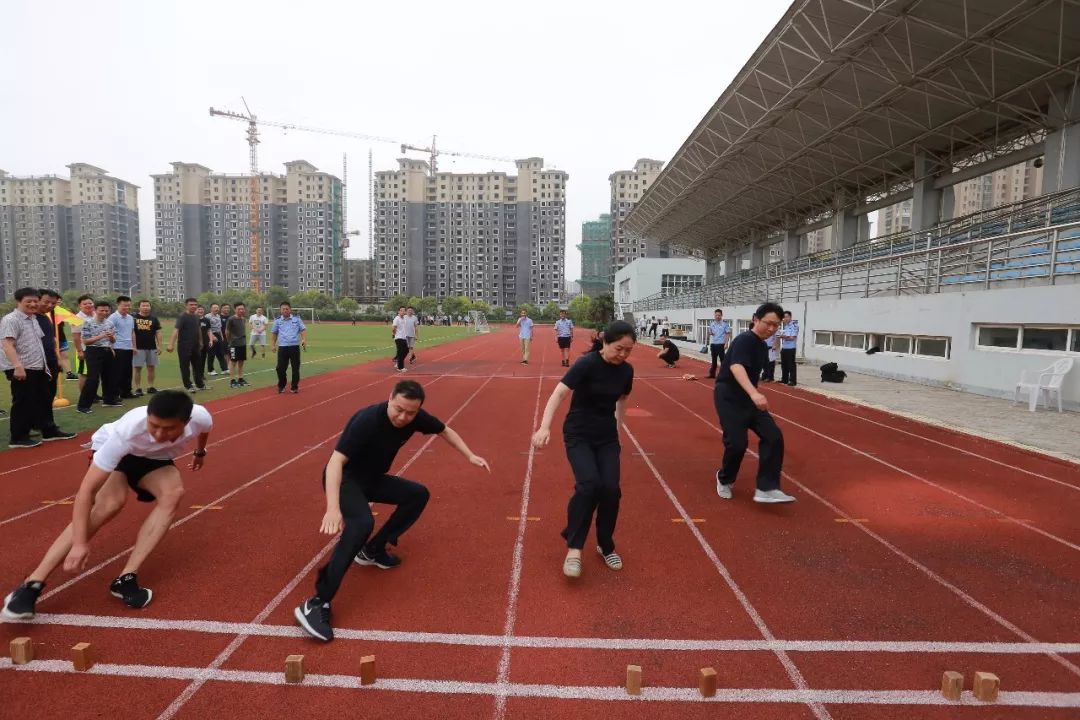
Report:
578,213,611,297
152,160,343,299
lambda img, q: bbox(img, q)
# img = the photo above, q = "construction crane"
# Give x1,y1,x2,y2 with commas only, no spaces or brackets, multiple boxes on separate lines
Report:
400,135,516,175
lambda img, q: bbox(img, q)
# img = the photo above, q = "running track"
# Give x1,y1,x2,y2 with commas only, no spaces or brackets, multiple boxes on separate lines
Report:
1,328,1078,719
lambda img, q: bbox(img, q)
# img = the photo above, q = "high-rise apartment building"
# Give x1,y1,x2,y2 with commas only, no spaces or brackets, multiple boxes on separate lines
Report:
578,213,611,297
138,258,158,300
952,159,1043,217
342,258,377,300
0,164,139,297
609,158,664,285
879,199,913,237
153,160,343,300
373,158,566,308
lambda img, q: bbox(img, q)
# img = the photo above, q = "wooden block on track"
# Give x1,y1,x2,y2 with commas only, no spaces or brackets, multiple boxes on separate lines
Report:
71,642,94,671
699,667,717,698
973,671,999,702
626,664,642,696
940,670,963,701
360,655,376,685
285,654,305,684
10,637,33,665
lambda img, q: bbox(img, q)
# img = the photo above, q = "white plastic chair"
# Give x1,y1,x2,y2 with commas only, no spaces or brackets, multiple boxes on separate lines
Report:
1014,358,1073,412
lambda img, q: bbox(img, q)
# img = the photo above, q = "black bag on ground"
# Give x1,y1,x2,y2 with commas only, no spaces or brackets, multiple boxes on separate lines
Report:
820,362,838,374
819,361,846,383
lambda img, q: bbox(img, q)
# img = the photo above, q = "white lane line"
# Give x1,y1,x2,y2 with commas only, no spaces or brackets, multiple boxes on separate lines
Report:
494,345,548,720
13,612,1080,654
622,424,831,720
646,380,1080,680
3,659,1079,707
155,342,503,719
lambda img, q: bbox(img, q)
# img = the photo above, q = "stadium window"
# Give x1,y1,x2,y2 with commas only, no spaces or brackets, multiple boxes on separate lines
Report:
884,335,911,354
1073,329,1080,353
814,331,832,346
977,326,1020,349
841,333,865,350
1021,328,1068,352
915,337,950,359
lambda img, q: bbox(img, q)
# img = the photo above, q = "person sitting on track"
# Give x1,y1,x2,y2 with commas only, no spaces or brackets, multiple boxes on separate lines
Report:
657,336,680,368
294,380,490,643
533,320,636,579
2,390,212,619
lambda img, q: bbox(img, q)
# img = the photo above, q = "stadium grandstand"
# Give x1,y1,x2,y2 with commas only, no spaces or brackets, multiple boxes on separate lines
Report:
622,0,1080,409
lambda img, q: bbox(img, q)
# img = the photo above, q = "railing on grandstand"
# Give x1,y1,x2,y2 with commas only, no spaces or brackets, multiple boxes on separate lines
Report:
634,188,1080,311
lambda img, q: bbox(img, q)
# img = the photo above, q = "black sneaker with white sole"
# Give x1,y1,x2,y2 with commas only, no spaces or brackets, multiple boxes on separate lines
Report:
109,572,153,609
2,581,44,620
355,546,402,569
294,597,333,642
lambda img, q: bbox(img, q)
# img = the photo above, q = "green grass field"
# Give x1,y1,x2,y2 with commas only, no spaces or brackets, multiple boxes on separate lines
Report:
0,323,471,452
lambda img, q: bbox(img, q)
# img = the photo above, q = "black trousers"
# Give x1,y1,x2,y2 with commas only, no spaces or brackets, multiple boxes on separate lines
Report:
780,348,797,385
6,368,56,441
113,348,134,397
38,361,59,431
207,333,227,372
315,472,430,602
277,345,301,390
394,339,409,370
761,360,776,382
713,385,784,491
78,347,117,410
709,344,726,376
178,344,204,389
562,438,621,554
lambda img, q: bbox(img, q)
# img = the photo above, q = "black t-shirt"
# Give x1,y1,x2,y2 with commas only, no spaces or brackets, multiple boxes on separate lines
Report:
560,351,634,442
175,313,201,348
199,316,212,346
661,339,680,359
225,316,246,347
334,401,446,481
717,330,767,400
134,314,162,350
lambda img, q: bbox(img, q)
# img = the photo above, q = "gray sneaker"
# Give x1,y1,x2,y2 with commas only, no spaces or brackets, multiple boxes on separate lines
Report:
754,489,796,504
715,470,732,499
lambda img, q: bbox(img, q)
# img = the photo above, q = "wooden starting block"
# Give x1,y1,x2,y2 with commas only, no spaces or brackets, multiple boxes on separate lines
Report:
626,664,642,696
71,642,95,671
973,671,1000,702
940,671,963,701
360,655,376,685
285,655,305,684
10,637,33,665
699,667,717,698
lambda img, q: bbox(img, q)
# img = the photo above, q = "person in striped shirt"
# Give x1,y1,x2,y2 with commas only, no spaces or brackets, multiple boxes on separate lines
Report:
554,310,574,367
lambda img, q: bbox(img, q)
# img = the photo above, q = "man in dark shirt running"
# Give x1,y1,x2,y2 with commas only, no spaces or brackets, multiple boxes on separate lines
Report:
713,301,794,504
294,380,490,642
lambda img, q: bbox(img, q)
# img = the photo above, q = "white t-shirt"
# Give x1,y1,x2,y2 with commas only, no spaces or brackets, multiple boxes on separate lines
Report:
403,315,419,338
249,314,268,334
90,405,213,472
393,315,408,340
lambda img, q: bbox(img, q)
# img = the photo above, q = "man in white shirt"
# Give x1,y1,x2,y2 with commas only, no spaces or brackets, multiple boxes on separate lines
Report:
405,306,420,365
249,306,269,359
391,306,409,373
1,390,213,618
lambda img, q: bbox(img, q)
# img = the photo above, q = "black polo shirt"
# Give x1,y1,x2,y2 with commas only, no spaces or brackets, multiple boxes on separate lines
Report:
335,401,445,482
561,351,634,442
716,330,767,402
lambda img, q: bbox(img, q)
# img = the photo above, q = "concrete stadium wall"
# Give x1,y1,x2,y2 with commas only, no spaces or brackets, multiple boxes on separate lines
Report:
635,283,1080,410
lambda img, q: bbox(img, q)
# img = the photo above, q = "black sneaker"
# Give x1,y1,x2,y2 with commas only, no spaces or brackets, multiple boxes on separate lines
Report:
134,389,144,398
355,547,402,570
77,407,92,414
278,387,285,394
294,597,333,642
185,386,196,393
9,438,42,449
65,372,78,380
409,354,416,364
109,573,153,609
229,380,238,389
290,388,299,394
238,378,249,386
102,400,124,407
2,581,45,620
147,387,157,394
195,385,208,392
41,429,77,442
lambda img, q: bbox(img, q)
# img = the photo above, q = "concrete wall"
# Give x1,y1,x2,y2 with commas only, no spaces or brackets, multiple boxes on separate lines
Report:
633,283,1080,410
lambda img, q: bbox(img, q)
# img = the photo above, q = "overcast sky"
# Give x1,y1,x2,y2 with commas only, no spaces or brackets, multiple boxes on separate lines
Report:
2,0,791,285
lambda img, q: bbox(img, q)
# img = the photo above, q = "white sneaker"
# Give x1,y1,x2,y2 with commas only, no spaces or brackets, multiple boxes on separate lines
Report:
208,370,218,376
715,471,732,499
754,489,795,504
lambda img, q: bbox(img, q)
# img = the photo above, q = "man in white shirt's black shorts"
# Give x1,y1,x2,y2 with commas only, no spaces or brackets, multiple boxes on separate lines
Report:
1,391,213,619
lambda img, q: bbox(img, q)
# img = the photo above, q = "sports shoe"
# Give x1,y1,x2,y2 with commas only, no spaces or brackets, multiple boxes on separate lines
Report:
41,429,77,442
278,387,285,394
185,386,196,393
754,489,796,504
109,573,153,609
238,378,249,386
596,546,623,570
2,581,44,619
134,389,144,398
195,385,207,391
290,387,299,394
229,380,238,389
409,354,416,364
355,546,401,569
147,387,158,394
294,597,333,642
102,401,124,407
208,370,218,376
9,438,42,449
716,470,733,500
666,363,676,369
77,407,92,414
65,372,78,380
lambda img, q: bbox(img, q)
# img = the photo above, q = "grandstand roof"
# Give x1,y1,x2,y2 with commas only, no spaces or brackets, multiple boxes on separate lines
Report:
625,0,1080,253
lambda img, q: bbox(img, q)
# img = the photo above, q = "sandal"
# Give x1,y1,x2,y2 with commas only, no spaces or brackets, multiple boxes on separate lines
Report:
563,555,582,578
597,546,623,570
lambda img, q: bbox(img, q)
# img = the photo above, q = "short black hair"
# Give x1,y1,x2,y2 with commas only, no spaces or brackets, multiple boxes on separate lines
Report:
184,297,198,305
391,380,425,404
94,300,112,310
783,310,792,319
234,302,245,308
77,294,93,304
147,390,194,421
406,305,415,310
14,287,40,301
714,308,723,314
280,301,291,308
39,288,61,299
602,320,637,345
754,302,784,321
116,295,131,303
138,299,151,306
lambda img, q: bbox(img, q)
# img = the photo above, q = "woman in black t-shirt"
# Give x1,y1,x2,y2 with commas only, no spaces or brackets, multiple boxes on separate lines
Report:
657,338,680,368
533,321,636,579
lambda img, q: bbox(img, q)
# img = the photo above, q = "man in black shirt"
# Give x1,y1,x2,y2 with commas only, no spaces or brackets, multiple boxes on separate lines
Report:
713,302,794,504
294,380,490,642
166,298,205,392
132,300,162,397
